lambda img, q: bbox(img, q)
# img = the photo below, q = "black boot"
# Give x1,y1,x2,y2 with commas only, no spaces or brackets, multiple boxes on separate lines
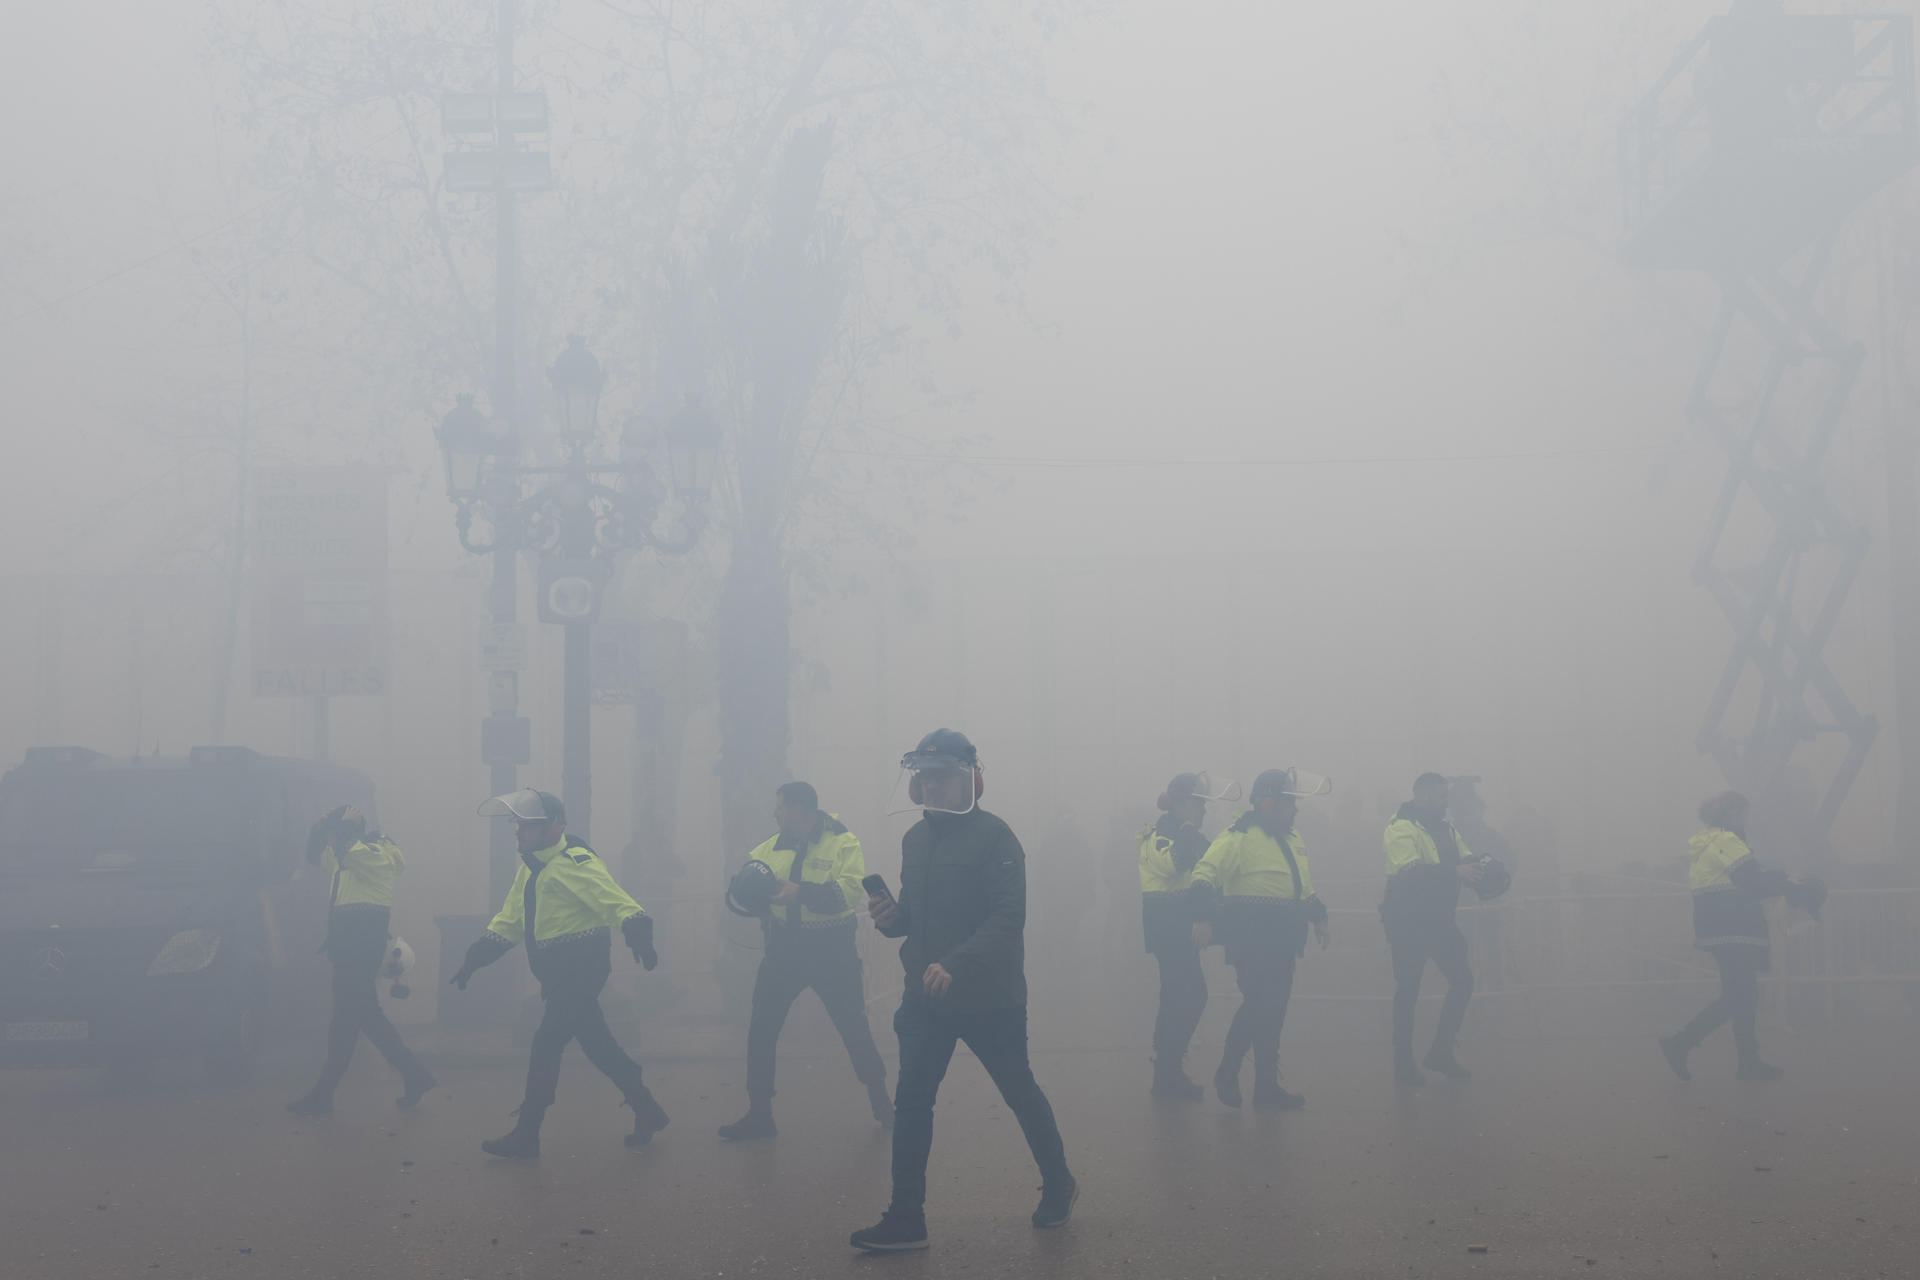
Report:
1658,1034,1691,1081
625,1094,670,1148
396,1071,437,1111
867,1080,895,1130
717,1105,777,1142
1032,1175,1079,1228
1422,1048,1471,1081
1737,1059,1784,1082
1213,1062,1243,1108
1151,1059,1205,1101
850,1208,929,1253
1251,1081,1305,1110
285,1092,332,1118
1395,1058,1426,1089
481,1109,543,1160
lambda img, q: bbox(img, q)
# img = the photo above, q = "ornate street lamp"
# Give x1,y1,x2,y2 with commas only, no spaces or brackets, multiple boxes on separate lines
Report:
436,339,718,847
547,335,604,448
436,394,495,500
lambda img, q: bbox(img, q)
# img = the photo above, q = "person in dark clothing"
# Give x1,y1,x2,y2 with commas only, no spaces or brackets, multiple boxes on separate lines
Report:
448,789,666,1159
1138,772,1233,1099
1188,769,1330,1110
286,806,435,1117
718,781,891,1141
1381,773,1488,1087
1659,790,1822,1081
849,730,1076,1254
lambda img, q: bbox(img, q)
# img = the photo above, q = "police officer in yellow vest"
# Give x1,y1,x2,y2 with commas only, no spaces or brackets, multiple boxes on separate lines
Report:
1382,772,1487,1087
1138,772,1235,1100
1658,790,1822,1082
448,789,666,1158
1188,769,1330,1109
287,806,435,1117
718,781,892,1140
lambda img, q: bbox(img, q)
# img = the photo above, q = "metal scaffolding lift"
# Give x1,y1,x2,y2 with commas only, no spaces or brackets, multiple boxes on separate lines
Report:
1621,9,1918,855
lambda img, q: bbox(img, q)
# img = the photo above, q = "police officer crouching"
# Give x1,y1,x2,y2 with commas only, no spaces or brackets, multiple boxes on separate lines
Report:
718,781,892,1141
1188,768,1330,1110
287,806,435,1116
448,789,667,1158
1139,772,1233,1100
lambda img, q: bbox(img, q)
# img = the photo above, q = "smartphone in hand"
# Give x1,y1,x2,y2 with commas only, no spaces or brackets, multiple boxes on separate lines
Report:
862,873,895,906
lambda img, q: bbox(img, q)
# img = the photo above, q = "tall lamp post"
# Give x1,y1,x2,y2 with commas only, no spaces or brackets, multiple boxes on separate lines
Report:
438,338,718,877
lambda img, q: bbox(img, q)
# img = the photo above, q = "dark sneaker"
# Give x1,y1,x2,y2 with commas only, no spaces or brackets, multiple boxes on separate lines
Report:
626,1097,670,1148
480,1127,540,1159
1658,1035,1691,1081
717,1109,777,1142
1422,1050,1471,1081
1213,1065,1243,1109
1151,1068,1205,1101
396,1073,437,1111
285,1094,332,1118
1032,1176,1079,1229
850,1209,929,1253
1395,1061,1427,1089
1251,1084,1305,1110
868,1081,895,1130
1737,1060,1784,1082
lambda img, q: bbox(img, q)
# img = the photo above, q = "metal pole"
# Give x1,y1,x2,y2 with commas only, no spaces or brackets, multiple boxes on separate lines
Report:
485,0,521,909
563,620,591,841
1878,220,1920,862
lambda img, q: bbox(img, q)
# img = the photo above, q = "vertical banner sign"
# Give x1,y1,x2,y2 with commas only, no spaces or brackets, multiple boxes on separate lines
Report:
250,467,389,698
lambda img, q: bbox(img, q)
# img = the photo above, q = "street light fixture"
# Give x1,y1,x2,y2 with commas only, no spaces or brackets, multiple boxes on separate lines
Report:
435,337,717,845
436,394,496,500
548,335,605,447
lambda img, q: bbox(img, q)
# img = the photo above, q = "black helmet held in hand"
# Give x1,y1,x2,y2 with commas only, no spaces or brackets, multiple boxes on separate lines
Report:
1470,856,1512,902
726,859,782,918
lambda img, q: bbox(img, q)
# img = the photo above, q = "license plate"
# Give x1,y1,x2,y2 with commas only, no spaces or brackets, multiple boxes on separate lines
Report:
5,1021,89,1042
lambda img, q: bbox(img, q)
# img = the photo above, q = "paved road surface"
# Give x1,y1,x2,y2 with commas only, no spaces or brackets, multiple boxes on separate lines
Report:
6,1023,1917,1279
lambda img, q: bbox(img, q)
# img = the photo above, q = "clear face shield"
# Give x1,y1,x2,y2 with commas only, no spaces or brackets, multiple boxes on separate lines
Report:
1187,772,1242,804
1281,769,1332,799
887,750,981,817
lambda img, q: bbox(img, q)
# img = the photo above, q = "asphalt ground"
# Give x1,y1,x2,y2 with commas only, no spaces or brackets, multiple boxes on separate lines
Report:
6,1003,1918,1280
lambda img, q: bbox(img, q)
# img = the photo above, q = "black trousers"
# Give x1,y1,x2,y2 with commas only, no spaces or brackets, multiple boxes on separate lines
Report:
307,914,429,1101
1388,918,1473,1065
1675,945,1764,1065
890,1001,1070,1213
1151,944,1208,1068
520,941,654,1120
1217,947,1296,1087
746,931,886,1105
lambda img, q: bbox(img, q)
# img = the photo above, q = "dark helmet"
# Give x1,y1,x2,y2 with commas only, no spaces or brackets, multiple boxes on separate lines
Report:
1249,769,1297,802
1471,857,1512,902
725,859,782,918
903,728,978,772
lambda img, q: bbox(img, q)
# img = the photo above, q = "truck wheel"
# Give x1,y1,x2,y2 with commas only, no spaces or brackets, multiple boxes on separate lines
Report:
206,997,265,1088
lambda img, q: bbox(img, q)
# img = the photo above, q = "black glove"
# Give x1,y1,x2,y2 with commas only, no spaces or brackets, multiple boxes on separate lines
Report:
451,934,511,989
623,913,658,971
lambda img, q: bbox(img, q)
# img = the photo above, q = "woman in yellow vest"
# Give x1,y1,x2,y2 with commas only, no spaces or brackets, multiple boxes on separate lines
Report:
1188,769,1330,1109
1659,791,1822,1082
287,806,435,1117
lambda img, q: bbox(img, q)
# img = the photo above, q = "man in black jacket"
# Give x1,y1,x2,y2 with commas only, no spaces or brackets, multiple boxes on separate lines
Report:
849,730,1076,1254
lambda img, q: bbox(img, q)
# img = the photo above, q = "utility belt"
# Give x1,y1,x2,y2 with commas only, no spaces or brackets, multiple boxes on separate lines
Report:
527,927,613,985
1218,896,1313,960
